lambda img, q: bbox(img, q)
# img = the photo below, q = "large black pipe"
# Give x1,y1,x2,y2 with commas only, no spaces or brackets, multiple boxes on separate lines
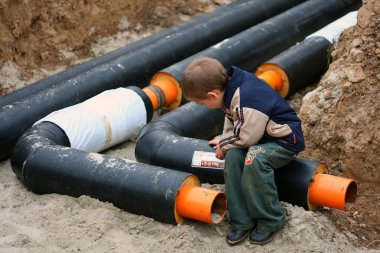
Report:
10,93,200,225
0,0,307,161
135,9,358,204
136,102,225,183
135,102,327,209
157,0,361,84
256,36,332,97
135,28,336,183
137,0,363,174
0,0,252,108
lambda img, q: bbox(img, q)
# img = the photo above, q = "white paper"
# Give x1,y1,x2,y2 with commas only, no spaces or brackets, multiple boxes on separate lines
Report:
191,151,225,169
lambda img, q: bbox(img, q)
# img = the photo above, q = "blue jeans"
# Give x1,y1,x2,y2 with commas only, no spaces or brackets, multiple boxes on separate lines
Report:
224,142,295,232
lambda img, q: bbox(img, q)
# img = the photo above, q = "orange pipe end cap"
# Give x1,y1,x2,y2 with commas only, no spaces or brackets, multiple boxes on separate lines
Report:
308,173,357,211
176,185,226,224
150,72,182,110
256,63,289,97
143,87,160,110
257,70,283,92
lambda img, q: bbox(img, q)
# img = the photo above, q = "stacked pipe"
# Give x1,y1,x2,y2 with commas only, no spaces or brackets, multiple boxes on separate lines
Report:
152,0,361,103
8,1,360,219
256,11,359,98
10,86,226,225
136,10,361,211
0,0,307,161
255,37,332,98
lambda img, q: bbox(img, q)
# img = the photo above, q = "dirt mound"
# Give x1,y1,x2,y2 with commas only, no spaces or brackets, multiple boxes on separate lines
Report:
0,0,221,95
0,0,200,71
299,0,380,248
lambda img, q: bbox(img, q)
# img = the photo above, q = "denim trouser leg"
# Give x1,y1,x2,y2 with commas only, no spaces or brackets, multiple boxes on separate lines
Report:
224,143,295,232
224,147,255,230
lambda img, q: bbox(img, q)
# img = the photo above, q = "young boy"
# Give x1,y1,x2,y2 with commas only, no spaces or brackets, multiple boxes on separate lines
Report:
181,57,305,246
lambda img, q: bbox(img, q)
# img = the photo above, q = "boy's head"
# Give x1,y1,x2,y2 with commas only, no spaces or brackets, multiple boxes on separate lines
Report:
181,57,228,108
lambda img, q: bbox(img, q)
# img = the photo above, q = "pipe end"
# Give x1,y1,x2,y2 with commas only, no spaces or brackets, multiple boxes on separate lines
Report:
308,163,357,211
174,175,201,224
256,63,289,98
343,180,358,210
150,72,182,110
175,184,226,225
210,192,227,224
307,163,328,211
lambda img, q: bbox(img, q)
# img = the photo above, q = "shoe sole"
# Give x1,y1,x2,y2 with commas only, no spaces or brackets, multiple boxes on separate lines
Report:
226,232,250,245
248,236,273,245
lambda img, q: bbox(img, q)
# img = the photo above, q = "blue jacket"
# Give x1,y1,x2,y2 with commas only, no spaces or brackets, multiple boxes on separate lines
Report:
219,66,305,154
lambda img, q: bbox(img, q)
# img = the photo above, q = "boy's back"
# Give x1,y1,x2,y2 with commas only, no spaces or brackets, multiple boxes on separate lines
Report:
221,66,304,154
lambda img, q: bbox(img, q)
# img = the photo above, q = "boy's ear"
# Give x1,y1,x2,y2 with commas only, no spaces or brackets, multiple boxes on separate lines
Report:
207,89,222,99
207,91,217,98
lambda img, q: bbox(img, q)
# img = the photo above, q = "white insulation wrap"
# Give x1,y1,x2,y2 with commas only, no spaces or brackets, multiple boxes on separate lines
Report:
307,11,358,43
38,88,147,152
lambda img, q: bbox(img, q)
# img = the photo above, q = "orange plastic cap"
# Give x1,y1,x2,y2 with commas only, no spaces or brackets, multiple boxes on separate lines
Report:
150,72,182,110
255,63,289,97
257,70,283,93
157,78,177,105
176,185,226,224
143,87,159,110
308,173,357,210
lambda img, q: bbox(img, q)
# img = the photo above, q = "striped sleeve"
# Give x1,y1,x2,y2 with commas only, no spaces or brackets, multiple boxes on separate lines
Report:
219,106,269,151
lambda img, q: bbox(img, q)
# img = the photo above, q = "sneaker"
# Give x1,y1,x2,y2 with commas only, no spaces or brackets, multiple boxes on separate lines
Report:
226,228,250,245
249,228,274,245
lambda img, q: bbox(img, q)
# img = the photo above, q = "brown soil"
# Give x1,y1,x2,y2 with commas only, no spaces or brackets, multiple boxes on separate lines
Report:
0,0,211,94
0,0,379,250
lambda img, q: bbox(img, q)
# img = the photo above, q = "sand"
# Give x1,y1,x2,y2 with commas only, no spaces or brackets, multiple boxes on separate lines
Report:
0,141,376,253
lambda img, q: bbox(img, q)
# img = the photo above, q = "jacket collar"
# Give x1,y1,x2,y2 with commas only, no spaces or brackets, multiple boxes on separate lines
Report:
224,66,244,108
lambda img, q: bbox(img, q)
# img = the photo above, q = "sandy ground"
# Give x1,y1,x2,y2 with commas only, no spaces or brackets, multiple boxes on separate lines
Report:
0,0,379,252
0,143,375,253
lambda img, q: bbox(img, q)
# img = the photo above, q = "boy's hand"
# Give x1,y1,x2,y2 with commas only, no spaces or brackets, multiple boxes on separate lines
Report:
214,145,226,160
209,139,225,159
208,139,220,147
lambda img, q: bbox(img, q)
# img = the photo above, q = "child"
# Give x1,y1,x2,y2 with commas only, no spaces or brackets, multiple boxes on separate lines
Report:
181,57,305,246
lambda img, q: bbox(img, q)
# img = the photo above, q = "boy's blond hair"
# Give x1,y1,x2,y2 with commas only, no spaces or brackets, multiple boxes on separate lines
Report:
181,57,228,100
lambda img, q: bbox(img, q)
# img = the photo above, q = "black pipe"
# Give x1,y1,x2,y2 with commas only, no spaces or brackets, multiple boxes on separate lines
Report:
135,37,334,197
158,0,361,84
136,103,225,183
135,102,326,210
135,0,362,202
137,0,363,180
136,102,225,183
258,36,332,97
0,0,307,161
0,0,252,108
10,90,200,224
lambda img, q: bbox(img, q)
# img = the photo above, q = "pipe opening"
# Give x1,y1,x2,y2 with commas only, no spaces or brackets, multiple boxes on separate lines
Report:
175,185,226,224
210,192,227,224
308,173,357,211
344,180,357,210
